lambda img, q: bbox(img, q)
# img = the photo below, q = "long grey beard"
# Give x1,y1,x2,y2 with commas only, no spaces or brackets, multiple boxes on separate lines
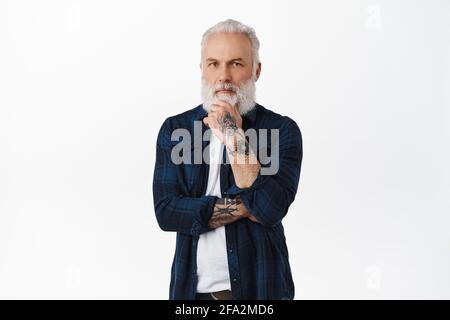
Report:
201,78,256,115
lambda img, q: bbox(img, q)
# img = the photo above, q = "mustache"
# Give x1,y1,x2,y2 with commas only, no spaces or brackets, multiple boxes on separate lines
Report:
201,77,256,115
212,82,238,93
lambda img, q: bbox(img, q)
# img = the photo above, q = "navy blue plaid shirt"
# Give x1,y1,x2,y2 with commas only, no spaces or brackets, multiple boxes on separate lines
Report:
152,103,303,300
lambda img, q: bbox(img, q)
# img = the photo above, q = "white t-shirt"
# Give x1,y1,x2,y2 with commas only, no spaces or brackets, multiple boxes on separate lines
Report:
196,134,231,293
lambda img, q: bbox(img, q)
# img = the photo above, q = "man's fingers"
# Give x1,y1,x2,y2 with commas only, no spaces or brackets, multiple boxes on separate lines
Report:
204,116,218,129
208,110,219,119
213,99,234,109
211,102,235,112
210,105,226,113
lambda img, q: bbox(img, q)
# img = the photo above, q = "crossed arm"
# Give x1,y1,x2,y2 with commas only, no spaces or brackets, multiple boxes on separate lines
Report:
205,104,262,229
153,107,302,235
208,195,259,229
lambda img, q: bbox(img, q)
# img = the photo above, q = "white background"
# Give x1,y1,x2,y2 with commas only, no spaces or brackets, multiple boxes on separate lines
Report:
1,0,449,299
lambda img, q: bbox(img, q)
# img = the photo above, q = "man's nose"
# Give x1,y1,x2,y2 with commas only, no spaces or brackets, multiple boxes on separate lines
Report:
217,65,232,83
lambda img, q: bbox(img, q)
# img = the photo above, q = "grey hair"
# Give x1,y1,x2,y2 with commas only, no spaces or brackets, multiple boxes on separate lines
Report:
201,19,260,78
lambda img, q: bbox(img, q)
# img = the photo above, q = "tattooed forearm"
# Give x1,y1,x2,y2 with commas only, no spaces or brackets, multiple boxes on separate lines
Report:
214,109,260,189
219,112,249,158
224,129,261,188
224,128,255,163
227,134,250,157
214,196,241,215
208,196,245,229
219,112,238,135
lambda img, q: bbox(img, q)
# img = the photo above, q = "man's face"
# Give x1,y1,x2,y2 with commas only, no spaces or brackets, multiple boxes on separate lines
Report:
200,32,261,115
201,32,255,88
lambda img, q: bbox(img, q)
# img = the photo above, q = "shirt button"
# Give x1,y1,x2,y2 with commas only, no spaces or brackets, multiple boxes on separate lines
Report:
229,249,233,253
233,278,237,282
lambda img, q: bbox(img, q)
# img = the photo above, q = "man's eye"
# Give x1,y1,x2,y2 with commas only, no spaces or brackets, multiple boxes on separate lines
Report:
208,62,217,67
233,62,242,67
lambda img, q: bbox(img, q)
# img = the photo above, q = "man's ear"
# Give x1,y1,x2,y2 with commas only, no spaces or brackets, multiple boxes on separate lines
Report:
255,62,262,81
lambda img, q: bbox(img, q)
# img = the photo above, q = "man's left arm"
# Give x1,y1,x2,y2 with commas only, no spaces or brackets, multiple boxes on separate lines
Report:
204,101,303,227
225,120,302,227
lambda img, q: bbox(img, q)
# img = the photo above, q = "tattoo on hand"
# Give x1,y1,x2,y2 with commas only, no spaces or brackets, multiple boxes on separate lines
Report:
219,112,238,135
208,196,243,229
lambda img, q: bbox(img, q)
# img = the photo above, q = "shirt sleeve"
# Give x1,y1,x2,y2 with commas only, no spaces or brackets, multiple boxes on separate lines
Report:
226,119,303,227
152,119,217,236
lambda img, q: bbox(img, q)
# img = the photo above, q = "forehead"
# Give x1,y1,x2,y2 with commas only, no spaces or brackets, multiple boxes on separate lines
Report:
202,32,252,61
